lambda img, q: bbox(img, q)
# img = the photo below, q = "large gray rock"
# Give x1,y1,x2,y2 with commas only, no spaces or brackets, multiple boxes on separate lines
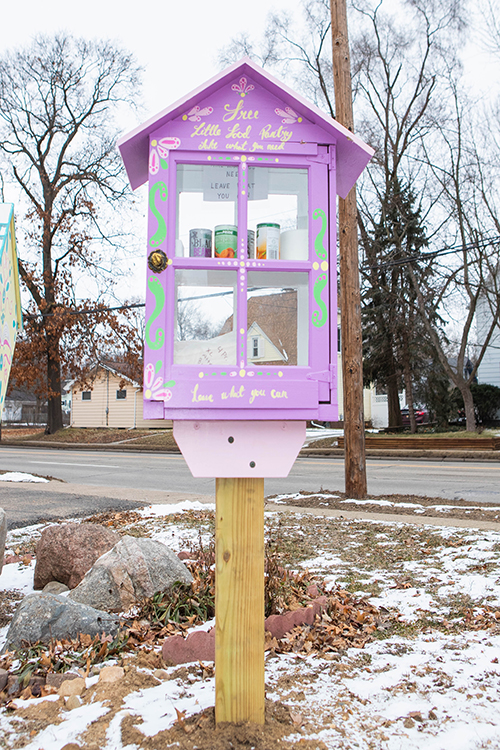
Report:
68,535,193,613
0,508,6,576
3,593,121,651
34,522,120,590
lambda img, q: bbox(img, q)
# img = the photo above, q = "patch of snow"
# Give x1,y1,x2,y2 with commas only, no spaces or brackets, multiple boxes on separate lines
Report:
122,675,215,736
0,701,109,750
0,472,49,483
304,428,343,446
0,560,36,595
137,501,215,516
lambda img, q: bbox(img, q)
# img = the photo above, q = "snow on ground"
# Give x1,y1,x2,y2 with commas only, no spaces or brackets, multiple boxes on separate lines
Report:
2,501,500,748
304,427,343,445
0,472,48,483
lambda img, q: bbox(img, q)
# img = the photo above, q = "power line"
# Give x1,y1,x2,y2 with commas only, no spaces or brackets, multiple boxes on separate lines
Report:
361,234,500,272
22,301,145,321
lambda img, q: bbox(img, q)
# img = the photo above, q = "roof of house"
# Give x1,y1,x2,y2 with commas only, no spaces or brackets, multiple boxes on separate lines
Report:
72,361,142,389
220,290,298,365
117,57,374,199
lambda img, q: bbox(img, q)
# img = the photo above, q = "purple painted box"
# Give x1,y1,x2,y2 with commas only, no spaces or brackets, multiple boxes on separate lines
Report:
118,58,373,422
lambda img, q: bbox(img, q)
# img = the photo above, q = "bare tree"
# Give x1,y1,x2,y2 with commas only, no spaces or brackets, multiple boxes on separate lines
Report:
353,0,465,427
409,80,500,431
218,0,336,116
0,34,142,433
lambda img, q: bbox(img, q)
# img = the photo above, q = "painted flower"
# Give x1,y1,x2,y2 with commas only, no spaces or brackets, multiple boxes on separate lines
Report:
149,137,181,175
144,363,174,401
182,106,214,122
232,77,254,97
275,107,302,124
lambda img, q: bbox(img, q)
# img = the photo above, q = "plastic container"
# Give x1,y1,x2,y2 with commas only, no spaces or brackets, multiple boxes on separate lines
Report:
279,229,308,260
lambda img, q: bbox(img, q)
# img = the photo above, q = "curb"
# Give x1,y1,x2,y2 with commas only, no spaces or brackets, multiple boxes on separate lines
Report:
2,441,500,462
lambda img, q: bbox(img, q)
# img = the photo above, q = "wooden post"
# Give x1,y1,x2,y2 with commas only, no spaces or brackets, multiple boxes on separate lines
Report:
331,0,367,498
215,477,265,724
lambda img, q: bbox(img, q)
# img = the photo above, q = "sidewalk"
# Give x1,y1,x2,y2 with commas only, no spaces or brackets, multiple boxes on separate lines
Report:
3,479,500,532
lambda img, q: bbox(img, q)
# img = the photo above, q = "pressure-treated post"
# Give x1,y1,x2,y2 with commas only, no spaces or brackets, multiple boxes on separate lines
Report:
331,0,367,498
215,477,265,724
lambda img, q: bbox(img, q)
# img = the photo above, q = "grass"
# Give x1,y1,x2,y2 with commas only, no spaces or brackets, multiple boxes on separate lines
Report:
0,426,180,450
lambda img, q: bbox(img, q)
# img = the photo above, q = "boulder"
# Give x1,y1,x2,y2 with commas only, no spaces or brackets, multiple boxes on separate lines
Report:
68,536,193,613
43,581,70,595
34,522,120,590
0,508,6,576
3,593,121,651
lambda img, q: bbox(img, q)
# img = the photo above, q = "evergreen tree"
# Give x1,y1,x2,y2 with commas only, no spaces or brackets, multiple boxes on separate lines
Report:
361,180,436,431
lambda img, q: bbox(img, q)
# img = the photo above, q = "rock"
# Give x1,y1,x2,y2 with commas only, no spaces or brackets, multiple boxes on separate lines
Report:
68,536,193,613
58,677,86,697
0,668,7,691
3,593,121,651
98,666,124,683
34,523,120,590
46,672,80,688
43,581,70,595
162,629,215,665
7,676,21,696
153,669,169,680
0,508,6,576
65,695,82,710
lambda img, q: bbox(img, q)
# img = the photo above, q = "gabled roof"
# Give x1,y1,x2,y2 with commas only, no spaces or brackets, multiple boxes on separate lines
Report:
73,362,142,389
118,58,374,199
220,290,298,365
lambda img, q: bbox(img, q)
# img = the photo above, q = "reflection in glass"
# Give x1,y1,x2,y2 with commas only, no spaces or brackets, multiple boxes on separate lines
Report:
246,271,309,366
176,164,238,257
247,168,308,260
174,269,237,365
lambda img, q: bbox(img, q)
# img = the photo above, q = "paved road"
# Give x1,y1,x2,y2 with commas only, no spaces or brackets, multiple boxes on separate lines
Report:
0,446,499,506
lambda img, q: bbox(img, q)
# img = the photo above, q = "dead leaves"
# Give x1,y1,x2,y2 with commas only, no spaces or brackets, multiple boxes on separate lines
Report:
463,605,500,631
266,589,388,656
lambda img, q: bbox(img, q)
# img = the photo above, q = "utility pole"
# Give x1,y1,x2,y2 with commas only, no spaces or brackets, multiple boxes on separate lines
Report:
330,0,367,498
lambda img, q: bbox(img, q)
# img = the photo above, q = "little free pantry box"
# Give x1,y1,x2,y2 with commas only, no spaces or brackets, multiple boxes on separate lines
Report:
118,58,373,475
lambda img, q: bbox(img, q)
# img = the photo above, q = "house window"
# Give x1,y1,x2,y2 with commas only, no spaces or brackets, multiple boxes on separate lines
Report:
252,337,260,358
116,389,127,400
82,391,91,401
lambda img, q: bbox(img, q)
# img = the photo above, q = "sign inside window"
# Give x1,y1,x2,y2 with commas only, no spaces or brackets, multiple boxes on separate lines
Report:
203,165,269,201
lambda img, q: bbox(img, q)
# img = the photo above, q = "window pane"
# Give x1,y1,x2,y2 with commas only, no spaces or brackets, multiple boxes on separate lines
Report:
246,271,309,366
116,390,127,400
247,168,308,260
82,391,91,401
174,269,237,365
176,164,238,258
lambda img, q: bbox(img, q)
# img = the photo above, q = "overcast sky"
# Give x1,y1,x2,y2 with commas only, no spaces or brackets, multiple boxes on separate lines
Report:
3,0,497,303
3,0,296,122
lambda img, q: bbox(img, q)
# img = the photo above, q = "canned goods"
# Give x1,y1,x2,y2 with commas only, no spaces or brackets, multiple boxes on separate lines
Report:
214,224,237,258
256,223,280,260
189,228,212,257
247,230,255,259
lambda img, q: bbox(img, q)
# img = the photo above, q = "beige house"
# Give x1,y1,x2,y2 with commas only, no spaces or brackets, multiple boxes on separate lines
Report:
71,363,170,429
